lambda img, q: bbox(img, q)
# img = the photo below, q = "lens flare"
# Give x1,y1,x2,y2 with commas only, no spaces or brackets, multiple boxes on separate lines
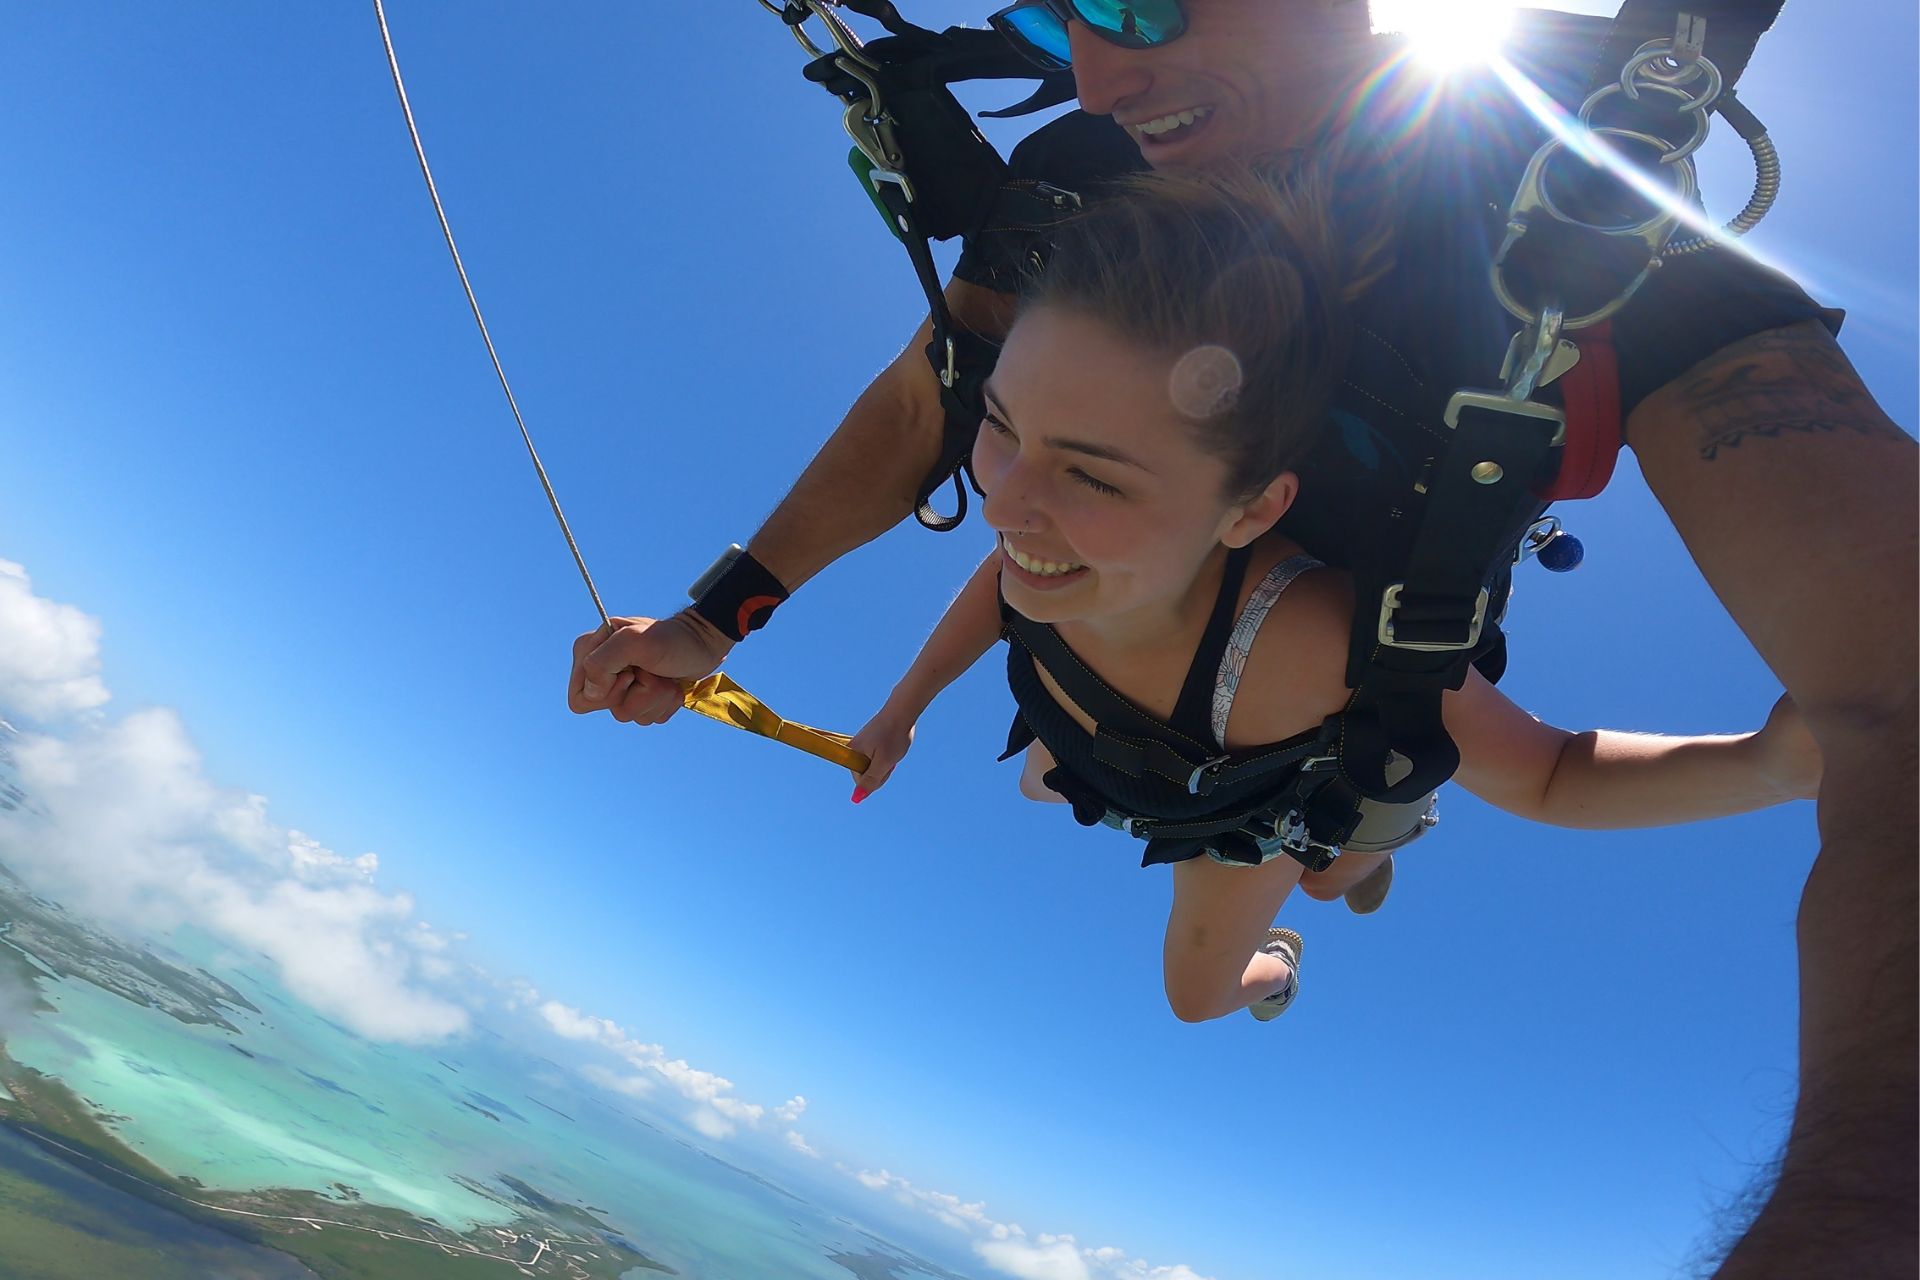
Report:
1373,0,1517,70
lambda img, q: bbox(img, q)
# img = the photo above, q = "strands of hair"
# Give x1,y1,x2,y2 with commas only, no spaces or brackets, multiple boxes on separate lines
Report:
1025,154,1394,497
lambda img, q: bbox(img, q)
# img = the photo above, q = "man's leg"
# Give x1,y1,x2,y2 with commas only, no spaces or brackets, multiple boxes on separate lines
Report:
1626,321,1918,1275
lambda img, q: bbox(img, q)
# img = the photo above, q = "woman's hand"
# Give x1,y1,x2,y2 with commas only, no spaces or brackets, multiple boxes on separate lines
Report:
1751,692,1823,802
848,708,916,802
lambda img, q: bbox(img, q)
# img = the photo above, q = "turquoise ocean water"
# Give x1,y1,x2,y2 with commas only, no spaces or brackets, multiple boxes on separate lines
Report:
3,926,975,1280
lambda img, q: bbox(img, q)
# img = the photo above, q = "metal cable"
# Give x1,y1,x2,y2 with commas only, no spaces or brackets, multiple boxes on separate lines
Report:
1665,129,1781,255
371,0,610,627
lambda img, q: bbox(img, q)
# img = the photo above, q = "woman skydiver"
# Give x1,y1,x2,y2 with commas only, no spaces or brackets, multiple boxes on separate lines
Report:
845,161,1821,1025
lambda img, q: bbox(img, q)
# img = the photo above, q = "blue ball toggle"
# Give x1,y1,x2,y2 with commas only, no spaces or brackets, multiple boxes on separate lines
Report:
1536,532,1585,572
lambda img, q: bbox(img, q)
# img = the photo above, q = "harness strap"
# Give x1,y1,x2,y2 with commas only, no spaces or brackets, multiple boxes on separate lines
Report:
1541,322,1624,502
1588,1,1787,97
1002,606,1327,797
1336,387,1564,804
1170,547,1255,738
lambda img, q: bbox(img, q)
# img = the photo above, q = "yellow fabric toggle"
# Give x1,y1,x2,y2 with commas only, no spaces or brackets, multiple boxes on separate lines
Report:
679,673,870,775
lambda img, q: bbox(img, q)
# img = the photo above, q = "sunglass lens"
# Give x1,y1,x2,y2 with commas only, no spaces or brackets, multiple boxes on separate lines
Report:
993,6,1074,71
1069,0,1186,49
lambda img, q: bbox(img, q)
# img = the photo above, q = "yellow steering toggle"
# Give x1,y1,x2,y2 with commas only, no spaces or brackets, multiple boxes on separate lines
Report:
678,674,871,775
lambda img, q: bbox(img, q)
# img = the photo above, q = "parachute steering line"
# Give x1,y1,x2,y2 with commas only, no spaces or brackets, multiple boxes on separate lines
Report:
371,0,609,629
371,0,869,775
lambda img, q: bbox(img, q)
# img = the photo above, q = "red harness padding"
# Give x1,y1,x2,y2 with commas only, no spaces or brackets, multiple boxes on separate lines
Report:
1538,321,1624,502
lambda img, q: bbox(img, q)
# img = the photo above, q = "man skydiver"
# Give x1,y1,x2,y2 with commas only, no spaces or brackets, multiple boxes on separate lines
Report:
568,3,1918,1274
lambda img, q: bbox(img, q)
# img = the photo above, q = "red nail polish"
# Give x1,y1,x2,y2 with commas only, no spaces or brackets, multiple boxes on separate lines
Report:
851,787,870,804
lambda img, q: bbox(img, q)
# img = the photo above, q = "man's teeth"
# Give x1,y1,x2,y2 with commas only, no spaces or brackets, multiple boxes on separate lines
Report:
1006,542,1085,577
1137,106,1211,138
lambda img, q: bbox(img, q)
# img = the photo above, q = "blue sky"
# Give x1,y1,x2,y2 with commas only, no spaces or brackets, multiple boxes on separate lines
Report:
0,3,1913,1278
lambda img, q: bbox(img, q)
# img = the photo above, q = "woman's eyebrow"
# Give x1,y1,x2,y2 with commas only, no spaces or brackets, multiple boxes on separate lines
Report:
982,383,1156,474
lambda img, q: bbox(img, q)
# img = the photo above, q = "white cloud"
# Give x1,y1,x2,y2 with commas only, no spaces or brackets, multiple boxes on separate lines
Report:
0,561,109,721
0,567,468,1043
0,562,1219,1280
580,1064,657,1098
688,1107,736,1140
540,998,787,1141
843,1168,1215,1280
977,1237,1091,1280
540,999,623,1043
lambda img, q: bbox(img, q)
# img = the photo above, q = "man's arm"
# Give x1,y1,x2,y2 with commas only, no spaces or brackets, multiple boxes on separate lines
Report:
1624,319,1918,1277
749,279,1018,591
569,279,1015,724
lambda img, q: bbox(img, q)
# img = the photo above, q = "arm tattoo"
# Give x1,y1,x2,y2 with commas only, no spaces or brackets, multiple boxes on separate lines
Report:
1673,324,1912,461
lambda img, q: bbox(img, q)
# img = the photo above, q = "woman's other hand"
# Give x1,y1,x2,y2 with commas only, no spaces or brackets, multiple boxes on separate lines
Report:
1751,692,1823,802
848,709,916,802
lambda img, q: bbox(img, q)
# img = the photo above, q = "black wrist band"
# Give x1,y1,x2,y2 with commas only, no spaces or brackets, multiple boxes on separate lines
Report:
688,544,790,643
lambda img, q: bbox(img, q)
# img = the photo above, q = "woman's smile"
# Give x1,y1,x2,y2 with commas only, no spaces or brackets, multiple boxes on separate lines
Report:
1001,534,1092,591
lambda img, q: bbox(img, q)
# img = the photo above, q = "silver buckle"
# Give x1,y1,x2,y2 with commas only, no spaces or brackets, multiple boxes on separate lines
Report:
1443,390,1568,446
1187,755,1231,796
1376,584,1491,653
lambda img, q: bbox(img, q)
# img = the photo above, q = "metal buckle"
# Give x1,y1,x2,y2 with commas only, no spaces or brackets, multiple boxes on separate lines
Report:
1443,389,1568,446
1376,583,1492,653
1274,812,1339,871
865,165,917,206
1187,754,1231,796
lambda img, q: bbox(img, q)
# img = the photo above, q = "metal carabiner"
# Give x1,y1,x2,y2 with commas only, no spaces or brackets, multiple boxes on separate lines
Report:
1579,79,1714,166
1504,305,1567,401
1490,126,1695,330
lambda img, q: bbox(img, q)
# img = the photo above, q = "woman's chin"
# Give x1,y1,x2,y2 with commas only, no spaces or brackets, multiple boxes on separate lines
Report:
1002,572,1094,624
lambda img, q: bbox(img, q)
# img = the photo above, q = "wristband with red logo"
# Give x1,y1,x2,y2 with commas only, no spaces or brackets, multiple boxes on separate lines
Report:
688,544,790,643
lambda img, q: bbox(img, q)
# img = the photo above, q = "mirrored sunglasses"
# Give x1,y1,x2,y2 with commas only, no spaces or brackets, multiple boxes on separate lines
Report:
989,0,1191,72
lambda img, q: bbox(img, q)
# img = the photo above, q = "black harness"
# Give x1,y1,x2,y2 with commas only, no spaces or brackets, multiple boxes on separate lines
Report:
774,0,1787,867
999,547,1355,870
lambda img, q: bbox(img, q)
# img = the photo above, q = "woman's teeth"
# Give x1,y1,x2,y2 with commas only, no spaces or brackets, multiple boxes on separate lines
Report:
1005,541,1085,577
1136,106,1211,138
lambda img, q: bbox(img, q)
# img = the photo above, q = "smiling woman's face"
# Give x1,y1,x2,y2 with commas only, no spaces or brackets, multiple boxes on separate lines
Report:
975,304,1269,631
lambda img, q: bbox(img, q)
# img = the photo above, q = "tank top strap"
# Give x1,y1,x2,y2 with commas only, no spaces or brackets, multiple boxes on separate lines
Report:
1168,544,1256,740
1209,554,1326,749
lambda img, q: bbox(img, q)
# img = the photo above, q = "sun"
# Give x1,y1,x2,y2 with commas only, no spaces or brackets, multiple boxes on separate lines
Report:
1372,0,1518,70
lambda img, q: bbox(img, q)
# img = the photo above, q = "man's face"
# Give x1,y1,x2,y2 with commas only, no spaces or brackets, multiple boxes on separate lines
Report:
1068,0,1371,168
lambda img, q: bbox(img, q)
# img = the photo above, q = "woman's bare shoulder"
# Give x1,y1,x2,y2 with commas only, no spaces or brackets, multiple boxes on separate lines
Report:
1218,550,1355,749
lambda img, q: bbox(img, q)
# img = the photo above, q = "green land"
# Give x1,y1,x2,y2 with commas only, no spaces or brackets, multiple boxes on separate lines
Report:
0,1032,675,1280
0,867,675,1280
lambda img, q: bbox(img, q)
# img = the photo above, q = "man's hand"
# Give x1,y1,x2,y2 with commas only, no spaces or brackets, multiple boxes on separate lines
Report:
568,611,733,725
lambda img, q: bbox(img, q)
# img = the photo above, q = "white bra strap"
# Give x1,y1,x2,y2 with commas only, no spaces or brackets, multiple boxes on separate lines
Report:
1210,554,1325,749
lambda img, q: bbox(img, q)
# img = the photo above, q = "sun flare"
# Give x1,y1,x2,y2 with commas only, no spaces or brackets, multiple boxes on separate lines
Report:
1372,0,1518,70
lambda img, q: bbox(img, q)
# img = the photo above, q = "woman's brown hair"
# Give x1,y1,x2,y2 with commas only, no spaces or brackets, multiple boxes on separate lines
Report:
1022,155,1391,499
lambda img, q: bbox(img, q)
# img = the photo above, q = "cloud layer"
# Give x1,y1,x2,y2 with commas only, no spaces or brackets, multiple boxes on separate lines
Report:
0,563,467,1042
847,1167,1213,1280
0,558,1218,1280
539,998,813,1151
0,560,109,719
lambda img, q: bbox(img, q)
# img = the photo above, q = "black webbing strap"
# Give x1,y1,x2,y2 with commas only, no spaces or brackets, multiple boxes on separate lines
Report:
1003,609,1328,798
795,14,1058,532
1336,394,1564,804
1326,3,1793,813
1588,0,1786,96
856,170,994,530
